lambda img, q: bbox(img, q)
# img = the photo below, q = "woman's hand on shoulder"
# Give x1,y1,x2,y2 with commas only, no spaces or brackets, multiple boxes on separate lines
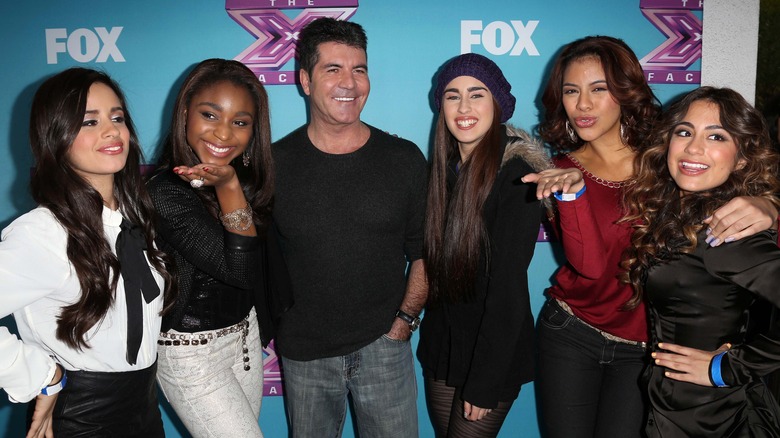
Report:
174,164,239,189
652,342,731,387
521,168,585,200
705,196,779,247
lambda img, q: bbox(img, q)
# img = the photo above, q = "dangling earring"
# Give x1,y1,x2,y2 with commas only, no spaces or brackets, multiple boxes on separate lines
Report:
619,123,628,145
566,121,577,143
242,151,250,167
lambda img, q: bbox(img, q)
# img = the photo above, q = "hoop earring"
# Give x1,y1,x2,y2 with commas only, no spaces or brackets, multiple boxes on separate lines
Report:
242,151,250,167
566,121,577,143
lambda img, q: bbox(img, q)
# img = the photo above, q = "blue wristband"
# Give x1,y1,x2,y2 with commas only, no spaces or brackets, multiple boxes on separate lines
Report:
41,366,67,396
710,351,728,387
553,184,586,202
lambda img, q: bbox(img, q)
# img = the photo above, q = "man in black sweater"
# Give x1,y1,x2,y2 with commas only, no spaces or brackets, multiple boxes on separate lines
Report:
271,17,428,437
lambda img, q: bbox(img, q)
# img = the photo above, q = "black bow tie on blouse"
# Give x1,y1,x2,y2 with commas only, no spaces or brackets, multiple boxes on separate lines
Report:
116,218,160,365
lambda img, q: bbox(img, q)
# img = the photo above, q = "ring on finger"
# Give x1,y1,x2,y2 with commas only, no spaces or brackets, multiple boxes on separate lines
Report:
190,176,205,188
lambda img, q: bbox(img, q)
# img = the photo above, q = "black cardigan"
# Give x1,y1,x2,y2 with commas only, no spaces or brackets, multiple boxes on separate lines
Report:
148,170,292,347
417,127,550,408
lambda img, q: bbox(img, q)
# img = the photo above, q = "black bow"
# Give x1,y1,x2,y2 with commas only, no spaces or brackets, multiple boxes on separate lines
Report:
116,218,160,365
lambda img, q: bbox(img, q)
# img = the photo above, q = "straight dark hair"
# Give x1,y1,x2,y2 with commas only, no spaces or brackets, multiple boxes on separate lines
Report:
424,99,504,303
29,67,174,349
156,59,274,230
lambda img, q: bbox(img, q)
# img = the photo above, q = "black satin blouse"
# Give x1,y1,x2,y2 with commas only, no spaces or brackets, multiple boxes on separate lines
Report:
644,230,780,437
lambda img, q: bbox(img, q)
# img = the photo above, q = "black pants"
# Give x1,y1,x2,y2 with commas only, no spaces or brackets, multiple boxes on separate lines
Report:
27,361,164,438
536,299,648,438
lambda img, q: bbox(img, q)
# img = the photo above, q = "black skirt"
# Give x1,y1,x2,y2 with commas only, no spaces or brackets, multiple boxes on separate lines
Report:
27,361,164,438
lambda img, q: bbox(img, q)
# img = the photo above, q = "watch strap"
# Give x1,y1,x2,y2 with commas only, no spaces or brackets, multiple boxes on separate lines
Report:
395,309,420,331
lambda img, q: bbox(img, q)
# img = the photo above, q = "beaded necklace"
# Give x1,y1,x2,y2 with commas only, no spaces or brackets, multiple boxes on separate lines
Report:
566,153,632,189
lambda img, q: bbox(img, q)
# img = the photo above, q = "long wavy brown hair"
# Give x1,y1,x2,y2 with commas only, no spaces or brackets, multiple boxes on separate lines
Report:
621,87,780,308
424,98,504,304
29,68,175,349
156,59,274,230
539,36,661,154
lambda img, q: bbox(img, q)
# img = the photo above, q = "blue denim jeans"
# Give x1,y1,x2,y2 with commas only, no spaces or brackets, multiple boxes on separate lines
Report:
282,334,419,438
536,299,648,438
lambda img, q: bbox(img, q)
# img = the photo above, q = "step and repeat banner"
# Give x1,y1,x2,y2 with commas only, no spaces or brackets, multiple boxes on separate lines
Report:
0,1,701,436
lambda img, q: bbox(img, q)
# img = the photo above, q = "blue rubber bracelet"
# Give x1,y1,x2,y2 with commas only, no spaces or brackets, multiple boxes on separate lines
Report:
710,351,728,387
553,184,586,202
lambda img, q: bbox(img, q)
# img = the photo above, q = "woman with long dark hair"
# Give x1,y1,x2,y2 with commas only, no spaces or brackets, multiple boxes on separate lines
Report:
623,86,780,437
417,53,551,437
148,58,274,437
522,36,778,437
0,67,173,437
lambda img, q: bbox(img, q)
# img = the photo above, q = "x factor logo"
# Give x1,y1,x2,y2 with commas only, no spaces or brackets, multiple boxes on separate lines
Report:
639,0,703,85
262,340,283,396
225,0,358,85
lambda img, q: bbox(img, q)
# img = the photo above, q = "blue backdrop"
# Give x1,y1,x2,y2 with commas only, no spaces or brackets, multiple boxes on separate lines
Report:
0,1,700,436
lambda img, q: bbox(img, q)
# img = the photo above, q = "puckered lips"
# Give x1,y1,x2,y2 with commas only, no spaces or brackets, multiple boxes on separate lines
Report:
573,116,596,129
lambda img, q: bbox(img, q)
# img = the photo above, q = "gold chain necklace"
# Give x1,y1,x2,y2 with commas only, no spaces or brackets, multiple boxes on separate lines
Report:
566,153,632,189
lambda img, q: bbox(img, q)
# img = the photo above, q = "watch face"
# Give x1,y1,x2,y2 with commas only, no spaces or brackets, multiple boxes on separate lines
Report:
396,310,421,331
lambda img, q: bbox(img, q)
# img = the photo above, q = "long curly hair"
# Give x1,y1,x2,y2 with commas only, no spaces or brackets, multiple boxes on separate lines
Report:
621,87,780,308
424,97,504,304
29,67,174,349
156,59,274,230
539,36,661,154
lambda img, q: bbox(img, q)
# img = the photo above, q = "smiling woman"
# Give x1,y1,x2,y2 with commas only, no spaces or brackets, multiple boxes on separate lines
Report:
147,59,276,438
0,67,173,437
441,76,496,159
666,99,746,195
622,86,780,437
185,81,255,167
418,53,551,437
67,83,130,199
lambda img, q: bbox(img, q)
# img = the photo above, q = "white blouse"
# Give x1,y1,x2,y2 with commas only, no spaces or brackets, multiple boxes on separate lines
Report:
0,206,164,403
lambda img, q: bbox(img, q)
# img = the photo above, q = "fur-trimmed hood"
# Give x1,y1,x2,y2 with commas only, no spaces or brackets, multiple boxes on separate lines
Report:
502,124,552,172
502,124,554,210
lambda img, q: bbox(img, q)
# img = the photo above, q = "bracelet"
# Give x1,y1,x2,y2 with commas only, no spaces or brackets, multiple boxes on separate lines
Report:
553,184,586,202
219,203,253,231
41,364,67,396
709,351,728,387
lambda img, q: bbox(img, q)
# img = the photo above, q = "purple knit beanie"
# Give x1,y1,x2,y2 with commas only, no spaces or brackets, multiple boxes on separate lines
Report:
434,53,516,122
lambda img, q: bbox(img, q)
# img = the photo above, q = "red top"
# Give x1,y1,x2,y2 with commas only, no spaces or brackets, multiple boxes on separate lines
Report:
547,154,648,342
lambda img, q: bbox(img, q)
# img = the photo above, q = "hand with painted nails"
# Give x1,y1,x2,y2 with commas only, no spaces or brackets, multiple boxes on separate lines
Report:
704,196,779,246
174,163,239,190
652,342,731,387
521,168,585,200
